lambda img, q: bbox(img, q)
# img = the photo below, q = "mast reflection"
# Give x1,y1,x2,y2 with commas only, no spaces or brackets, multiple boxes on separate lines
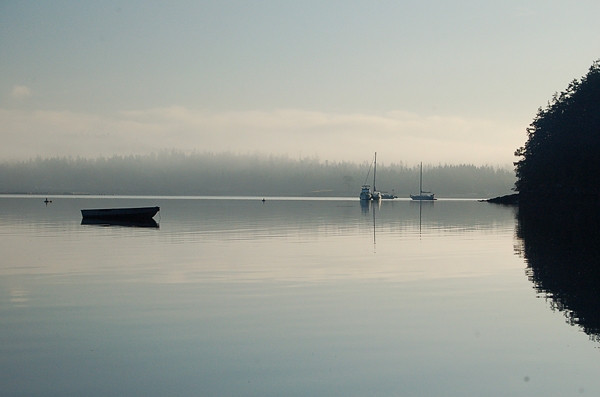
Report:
359,199,379,253
411,199,434,237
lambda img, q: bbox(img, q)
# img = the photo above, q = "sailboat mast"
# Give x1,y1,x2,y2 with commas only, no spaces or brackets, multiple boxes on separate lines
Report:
419,162,423,194
373,152,377,192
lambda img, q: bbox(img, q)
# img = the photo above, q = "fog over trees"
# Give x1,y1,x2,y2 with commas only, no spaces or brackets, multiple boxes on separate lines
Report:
0,151,515,198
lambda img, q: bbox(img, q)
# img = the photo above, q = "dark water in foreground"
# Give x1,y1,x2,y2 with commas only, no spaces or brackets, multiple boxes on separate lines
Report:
1,196,599,396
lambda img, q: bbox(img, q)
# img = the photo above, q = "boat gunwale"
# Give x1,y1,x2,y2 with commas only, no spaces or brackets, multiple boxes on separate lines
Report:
81,206,160,220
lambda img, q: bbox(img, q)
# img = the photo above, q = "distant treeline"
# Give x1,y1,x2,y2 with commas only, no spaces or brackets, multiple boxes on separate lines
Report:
0,151,515,198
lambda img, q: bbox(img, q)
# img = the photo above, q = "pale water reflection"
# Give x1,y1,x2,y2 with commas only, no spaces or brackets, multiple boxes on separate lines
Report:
0,196,599,396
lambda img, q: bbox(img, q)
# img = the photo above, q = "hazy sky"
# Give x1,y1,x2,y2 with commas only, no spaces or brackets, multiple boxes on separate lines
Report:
1,1,599,166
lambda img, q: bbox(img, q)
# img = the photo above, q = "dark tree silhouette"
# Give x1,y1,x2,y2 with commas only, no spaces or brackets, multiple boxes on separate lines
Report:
514,60,600,199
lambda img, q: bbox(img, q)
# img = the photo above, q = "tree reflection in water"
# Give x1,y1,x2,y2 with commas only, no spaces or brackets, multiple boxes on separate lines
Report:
516,199,600,341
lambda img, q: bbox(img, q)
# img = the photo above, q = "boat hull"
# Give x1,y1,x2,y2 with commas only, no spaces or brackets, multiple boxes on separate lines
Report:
410,194,436,201
359,185,372,200
81,206,160,221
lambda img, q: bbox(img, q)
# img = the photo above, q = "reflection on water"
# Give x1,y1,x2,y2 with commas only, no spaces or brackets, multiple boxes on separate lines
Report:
411,199,435,236
517,200,600,340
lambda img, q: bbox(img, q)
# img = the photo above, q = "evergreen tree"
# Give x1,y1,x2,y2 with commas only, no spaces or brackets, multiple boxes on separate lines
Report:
515,60,600,198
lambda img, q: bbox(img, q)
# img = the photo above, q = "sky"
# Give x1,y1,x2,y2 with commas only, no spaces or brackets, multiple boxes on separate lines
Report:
1,1,600,167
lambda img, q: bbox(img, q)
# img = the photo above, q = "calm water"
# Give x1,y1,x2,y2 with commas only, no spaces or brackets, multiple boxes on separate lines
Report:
1,196,599,396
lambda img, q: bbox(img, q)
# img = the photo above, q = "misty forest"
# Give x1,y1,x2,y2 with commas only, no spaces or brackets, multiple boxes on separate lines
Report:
0,152,514,198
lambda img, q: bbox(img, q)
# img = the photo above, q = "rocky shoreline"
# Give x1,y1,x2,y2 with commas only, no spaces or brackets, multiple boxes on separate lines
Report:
484,193,519,204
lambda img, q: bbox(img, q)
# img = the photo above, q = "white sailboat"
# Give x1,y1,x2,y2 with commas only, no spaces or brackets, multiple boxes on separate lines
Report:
410,162,436,200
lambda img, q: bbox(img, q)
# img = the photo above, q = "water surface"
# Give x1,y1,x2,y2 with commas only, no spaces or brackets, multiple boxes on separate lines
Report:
1,196,598,396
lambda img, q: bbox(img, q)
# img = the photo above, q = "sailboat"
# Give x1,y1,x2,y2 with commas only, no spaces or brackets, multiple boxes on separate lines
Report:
410,162,436,200
359,152,381,201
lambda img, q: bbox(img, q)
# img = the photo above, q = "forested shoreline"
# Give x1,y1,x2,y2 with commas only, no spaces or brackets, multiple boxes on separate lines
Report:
0,151,515,198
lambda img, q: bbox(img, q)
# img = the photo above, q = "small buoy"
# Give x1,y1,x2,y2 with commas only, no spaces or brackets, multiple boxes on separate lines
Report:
262,198,266,202
44,198,52,204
